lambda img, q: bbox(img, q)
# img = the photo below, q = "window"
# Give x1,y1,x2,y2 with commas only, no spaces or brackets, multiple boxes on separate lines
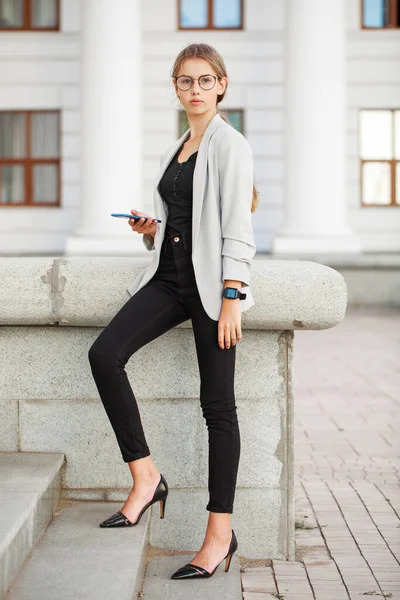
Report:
0,111,61,207
178,0,243,30
360,109,400,206
0,0,59,30
361,0,399,28
178,109,244,137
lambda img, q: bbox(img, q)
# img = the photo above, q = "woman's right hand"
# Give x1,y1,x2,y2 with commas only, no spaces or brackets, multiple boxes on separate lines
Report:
128,209,158,239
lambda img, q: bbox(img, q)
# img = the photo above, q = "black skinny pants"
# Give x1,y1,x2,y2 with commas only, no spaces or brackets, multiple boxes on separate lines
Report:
88,229,240,513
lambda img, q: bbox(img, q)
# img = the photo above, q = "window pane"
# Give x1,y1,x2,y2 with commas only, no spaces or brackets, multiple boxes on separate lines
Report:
0,165,25,204
226,110,243,133
178,110,189,136
362,162,391,205
0,113,26,158
33,164,57,203
180,0,207,27
214,0,241,27
0,0,23,28
363,0,386,27
31,112,59,158
31,0,57,28
395,110,400,160
397,162,400,204
360,110,392,160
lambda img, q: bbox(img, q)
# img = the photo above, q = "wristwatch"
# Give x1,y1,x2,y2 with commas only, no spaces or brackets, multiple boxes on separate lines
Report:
222,287,247,300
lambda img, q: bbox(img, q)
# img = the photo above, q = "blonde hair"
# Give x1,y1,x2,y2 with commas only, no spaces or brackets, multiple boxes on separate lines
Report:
171,43,260,213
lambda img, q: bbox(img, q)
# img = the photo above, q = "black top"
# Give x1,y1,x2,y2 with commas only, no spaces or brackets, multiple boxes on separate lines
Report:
157,144,198,237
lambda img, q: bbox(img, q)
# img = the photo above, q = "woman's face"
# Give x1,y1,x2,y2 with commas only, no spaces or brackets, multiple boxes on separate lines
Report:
173,58,227,116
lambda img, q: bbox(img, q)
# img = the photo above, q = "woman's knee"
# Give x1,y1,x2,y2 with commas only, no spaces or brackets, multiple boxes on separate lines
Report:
88,339,102,368
200,400,238,424
88,335,114,371
88,332,133,374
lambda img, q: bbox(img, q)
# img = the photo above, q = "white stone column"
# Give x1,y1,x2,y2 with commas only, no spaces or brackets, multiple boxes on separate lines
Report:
66,0,144,256
272,0,361,254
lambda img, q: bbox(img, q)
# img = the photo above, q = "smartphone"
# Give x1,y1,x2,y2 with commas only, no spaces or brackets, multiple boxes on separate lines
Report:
111,213,162,223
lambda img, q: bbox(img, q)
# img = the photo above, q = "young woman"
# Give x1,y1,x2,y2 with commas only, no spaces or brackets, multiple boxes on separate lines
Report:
88,43,258,580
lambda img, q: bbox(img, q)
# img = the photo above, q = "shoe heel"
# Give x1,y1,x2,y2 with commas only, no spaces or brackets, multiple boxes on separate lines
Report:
225,553,233,572
159,496,167,519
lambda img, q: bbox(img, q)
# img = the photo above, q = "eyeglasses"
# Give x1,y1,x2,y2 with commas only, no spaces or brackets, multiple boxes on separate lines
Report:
174,74,220,91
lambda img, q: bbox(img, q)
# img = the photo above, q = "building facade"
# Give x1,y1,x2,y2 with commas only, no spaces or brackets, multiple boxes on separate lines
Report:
0,0,399,256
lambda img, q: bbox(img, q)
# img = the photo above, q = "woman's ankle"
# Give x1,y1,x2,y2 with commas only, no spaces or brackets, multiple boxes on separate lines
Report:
132,471,160,490
128,457,160,486
204,514,232,543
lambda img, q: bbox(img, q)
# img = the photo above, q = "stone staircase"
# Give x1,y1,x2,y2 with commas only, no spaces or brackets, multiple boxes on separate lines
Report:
1,452,150,599
1,452,242,599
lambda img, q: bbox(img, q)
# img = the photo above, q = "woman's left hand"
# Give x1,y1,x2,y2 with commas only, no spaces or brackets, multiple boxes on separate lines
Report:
218,299,242,349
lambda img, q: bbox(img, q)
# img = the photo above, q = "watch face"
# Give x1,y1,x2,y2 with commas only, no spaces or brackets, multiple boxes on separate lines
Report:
225,288,237,298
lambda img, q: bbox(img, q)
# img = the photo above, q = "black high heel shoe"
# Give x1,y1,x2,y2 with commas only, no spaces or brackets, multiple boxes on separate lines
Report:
99,473,168,528
170,529,238,579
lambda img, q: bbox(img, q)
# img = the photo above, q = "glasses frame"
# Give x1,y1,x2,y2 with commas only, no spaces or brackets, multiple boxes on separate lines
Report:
174,74,221,91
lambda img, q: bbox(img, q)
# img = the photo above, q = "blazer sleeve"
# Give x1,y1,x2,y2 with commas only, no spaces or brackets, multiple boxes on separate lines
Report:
142,233,155,251
142,151,166,252
218,133,256,287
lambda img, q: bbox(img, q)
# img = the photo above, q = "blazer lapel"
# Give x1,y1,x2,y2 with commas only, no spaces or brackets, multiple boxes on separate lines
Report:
153,112,224,248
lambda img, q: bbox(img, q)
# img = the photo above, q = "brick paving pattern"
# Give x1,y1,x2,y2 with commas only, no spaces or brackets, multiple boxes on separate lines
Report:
241,307,400,600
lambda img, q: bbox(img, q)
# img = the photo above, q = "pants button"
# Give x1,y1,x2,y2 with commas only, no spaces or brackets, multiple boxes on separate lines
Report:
174,236,179,242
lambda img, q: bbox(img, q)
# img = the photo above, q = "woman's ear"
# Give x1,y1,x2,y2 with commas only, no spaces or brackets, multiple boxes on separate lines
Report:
219,77,228,94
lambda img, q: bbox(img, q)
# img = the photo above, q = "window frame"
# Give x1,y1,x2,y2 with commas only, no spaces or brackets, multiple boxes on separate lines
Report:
177,0,244,31
0,109,61,208
361,0,399,29
0,0,60,31
359,108,400,207
219,108,244,134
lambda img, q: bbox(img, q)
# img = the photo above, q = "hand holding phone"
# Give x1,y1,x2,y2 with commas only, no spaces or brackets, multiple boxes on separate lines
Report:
112,209,160,239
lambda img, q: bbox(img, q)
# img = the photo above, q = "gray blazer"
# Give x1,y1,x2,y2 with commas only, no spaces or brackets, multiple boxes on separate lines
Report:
126,112,256,321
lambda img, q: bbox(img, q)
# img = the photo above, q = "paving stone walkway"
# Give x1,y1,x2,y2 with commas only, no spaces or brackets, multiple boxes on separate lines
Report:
241,306,400,600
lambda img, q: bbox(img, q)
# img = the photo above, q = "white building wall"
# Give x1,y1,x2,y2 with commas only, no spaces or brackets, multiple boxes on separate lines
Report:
0,0,398,255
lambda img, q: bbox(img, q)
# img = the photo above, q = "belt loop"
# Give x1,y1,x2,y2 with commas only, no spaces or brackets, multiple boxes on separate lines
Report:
182,234,188,251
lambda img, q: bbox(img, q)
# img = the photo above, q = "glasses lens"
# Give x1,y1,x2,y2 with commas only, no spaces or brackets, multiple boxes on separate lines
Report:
176,76,192,90
199,75,216,90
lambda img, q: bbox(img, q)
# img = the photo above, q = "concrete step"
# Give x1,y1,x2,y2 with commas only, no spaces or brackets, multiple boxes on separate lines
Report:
141,553,242,599
0,452,65,600
4,500,150,600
